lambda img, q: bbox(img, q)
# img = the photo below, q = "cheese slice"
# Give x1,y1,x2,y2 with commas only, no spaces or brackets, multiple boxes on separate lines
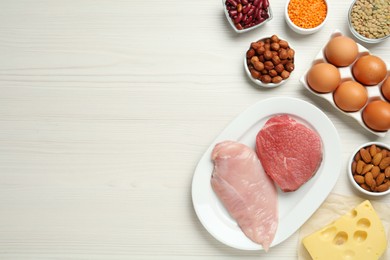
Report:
302,200,387,260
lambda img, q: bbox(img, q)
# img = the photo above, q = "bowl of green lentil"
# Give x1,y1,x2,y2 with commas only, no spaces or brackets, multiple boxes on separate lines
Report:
348,0,390,43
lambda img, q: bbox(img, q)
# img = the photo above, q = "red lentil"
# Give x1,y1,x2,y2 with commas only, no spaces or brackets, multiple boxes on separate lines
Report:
288,0,327,29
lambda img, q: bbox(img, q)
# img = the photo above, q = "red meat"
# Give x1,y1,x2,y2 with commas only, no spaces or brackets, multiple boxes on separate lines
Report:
256,115,323,192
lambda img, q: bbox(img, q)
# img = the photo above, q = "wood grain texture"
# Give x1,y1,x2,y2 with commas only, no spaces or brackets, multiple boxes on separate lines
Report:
0,0,389,259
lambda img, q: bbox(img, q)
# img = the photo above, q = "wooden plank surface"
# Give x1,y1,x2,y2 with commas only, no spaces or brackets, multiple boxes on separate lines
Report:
0,0,389,259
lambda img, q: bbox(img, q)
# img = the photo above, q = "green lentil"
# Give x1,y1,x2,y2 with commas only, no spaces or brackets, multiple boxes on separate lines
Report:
350,0,390,39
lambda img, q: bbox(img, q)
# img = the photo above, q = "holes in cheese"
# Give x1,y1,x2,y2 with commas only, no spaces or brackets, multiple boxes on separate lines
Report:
353,230,367,243
333,231,348,245
302,200,387,260
346,209,357,218
320,226,337,240
357,218,370,228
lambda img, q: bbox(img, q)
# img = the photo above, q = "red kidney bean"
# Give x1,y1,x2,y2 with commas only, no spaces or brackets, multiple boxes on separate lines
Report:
247,6,255,16
225,0,270,30
229,10,238,17
242,3,251,14
263,0,269,9
227,0,237,7
234,12,243,23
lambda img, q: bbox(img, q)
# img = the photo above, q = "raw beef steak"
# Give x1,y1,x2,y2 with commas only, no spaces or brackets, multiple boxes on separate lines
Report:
256,114,323,192
211,140,278,251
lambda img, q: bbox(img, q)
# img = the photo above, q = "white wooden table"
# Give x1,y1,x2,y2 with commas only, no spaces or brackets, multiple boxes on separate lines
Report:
0,0,389,259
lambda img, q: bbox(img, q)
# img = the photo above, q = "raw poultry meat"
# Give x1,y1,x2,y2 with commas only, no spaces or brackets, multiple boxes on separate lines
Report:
211,140,278,251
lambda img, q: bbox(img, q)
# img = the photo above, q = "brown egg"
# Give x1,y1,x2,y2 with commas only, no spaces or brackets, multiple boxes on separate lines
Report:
352,55,387,86
307,63,341,93
362,100,390,131
333,81,368,112
325,36,358,67
381,76,390,101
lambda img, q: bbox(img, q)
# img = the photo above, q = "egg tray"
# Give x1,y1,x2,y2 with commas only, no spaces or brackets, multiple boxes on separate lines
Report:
300,30,390,137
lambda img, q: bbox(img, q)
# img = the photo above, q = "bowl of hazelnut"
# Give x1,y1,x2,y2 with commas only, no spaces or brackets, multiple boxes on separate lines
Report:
348,142,390,197
244,35,295,87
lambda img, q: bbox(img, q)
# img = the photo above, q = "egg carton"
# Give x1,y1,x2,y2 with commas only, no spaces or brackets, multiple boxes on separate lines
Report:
300,30,390,137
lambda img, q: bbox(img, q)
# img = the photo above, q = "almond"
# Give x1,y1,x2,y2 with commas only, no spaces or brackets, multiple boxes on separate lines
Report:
360,148,372,164
354,152,361,162
376,173,385,186
360,183,370,191
356,160,365,174
379,157,390,170
364,172,375,189
362,164,374,175
385,167,390,178
372,153,383,166
376,183,389,192
369,144,377,157
354,175,365,184
381,150,388,160
371,166,380,177
352,161,357,174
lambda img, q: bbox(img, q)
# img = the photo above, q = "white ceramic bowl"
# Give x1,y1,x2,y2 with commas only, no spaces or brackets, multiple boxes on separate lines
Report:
348,142,390,197
244,57,289,88
348,0,390,44
284,0,328,35
244,37,293,88
223,0,273,33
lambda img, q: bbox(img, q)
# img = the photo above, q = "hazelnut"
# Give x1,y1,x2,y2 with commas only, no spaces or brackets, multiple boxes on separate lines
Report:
250,56,259,65
281,70,290,79
279,49,288,60
272,76,283,84
256,46,265,55
287,49,295,59
264,50,273,60
259,55,265,62
269,69,278,77
279,40,289,48
246,49,255,59
275,64,284,74
285,62,295,72
271,55,281,65
251,42,261,50
250,68,261,79
253,61,264,71
264,61,274,70
271,43,280,51
270,35,279,43
260,75,272,83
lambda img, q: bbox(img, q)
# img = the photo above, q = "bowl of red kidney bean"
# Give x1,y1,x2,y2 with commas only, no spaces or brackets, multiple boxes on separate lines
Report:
223,0,273,33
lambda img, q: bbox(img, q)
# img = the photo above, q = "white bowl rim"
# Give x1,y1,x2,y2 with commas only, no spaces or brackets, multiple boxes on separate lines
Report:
284,0,329,34
348,141,390,197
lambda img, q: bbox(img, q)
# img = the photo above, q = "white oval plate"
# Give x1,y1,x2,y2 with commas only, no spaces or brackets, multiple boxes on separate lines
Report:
191,97,341,250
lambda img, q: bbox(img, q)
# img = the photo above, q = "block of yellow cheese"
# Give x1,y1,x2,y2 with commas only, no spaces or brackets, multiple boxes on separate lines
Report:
302,200,387,260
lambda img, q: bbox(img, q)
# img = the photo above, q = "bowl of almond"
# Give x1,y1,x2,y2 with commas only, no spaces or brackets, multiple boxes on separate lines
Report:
348,142,390,196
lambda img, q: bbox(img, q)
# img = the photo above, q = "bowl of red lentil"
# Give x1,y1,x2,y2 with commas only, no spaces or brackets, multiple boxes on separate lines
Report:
348,0,390,44
285,0,328,35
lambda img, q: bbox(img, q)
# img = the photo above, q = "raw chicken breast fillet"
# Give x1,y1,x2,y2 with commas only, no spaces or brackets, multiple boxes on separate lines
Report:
211,140,278,251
